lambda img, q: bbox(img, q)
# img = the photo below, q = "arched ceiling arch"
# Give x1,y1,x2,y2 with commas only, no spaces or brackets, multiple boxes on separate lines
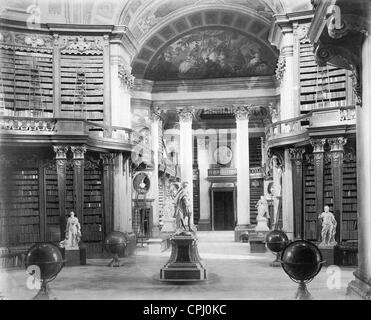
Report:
130,7,279,80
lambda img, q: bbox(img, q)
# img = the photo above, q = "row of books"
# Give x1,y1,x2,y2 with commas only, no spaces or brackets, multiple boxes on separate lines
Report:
343,204,357,211
0,216,39,225
83,215,102,224
342,212,358,220
2,233,40,244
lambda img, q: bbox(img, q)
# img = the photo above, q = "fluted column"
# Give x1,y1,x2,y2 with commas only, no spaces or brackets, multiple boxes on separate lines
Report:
53,145,68,240
150,107,162,236
311,138,326,241
234,106,251,241
289,147,305,239
197,135,211,230
178,108,194,225
328,137,347,242
71,145,87,225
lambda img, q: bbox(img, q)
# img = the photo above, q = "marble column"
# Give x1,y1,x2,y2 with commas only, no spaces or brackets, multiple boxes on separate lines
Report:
282,149,294,239
289,147,305,239
328,137,347,243
53,145,68,240
233,106,251,241
71,145,87,226
197,135,211,230
150,107,162,237
311,138,326,241
113,153,132,232
348,30,371,299
178,108,194,226
100,153,115,236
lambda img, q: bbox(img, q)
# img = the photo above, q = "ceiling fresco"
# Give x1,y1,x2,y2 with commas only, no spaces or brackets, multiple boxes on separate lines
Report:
145,28,276,80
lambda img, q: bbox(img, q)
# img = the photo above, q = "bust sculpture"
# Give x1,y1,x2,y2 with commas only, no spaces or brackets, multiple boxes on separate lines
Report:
170,181,193,233
255,196,270,231
318,206,337,247
60,211,81,249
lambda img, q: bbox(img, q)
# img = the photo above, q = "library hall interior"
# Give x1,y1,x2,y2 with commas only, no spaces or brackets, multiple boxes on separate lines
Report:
0,0,371,301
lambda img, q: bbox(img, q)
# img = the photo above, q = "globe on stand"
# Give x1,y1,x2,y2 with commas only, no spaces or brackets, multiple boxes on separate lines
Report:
265,230,289,267
281,240,324,300
104,231,127,267
25,243,64,300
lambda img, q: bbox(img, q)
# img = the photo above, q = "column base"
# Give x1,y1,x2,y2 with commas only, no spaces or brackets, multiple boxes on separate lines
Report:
197,219,211,231
234,225,255,242
347,271,371,300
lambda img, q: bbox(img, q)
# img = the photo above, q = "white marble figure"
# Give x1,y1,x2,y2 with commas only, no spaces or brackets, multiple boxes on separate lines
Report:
60,211,81,250
255,196,270,231
318,206,337,247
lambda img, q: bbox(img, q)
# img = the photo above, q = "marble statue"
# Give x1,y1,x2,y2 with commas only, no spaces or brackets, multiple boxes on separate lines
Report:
318,206,337,247
170,181,193,233
60,211,81,249
272,156,282,228
255,196,270,231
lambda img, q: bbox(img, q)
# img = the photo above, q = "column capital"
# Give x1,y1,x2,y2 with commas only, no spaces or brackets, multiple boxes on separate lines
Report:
310,138,326,153
233,105,252,121
53,145,68,159
289,147,305,160
118,65,135,89
71,145,87,159
275,55,286,82
177,107,194,122
328,137,347,152
100,153,115,166
150,106,163,122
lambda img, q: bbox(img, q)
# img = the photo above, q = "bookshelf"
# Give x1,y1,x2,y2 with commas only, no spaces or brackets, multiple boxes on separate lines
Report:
342,155,357,240
304,156,317,240
0,168,40,245
0,48,54,117
193,168,200,224
299,42,351,113
60,54,104,122
45,167,60,242
83,166,103,243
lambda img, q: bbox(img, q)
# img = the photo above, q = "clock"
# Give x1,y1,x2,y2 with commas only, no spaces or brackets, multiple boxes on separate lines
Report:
214,146,233,165
133,172,151,194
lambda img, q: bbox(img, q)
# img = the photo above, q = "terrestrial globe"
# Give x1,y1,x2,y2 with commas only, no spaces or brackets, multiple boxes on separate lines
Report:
281,240,323,299
265,230,289,267
104,231,127,267
25,242,64,299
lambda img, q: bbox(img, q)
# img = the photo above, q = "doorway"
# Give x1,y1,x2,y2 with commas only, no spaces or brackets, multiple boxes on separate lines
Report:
212,191,235,230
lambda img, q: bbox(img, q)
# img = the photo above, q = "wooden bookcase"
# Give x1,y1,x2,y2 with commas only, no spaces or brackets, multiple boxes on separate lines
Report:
0,48,53,117
304,156,317,240
60,54,104,122
45,166,60,242
299,42,351,113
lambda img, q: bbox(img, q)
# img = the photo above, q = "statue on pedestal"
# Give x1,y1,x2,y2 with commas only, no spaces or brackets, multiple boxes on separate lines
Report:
60,211,81,249
170,181,193,233
318,206,337,247
255,196,270,231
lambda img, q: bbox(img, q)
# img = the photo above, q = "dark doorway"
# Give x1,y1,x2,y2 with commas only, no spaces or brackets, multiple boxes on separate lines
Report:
213,191,235,230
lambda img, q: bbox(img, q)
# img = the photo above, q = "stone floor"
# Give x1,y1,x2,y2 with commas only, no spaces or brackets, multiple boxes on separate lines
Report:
0,231,358,300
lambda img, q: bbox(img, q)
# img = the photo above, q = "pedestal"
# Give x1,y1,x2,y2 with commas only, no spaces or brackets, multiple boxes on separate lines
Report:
65,248,80,267
160,231,206,281
249,232,267,253
319,245,335,266
161,217,176,233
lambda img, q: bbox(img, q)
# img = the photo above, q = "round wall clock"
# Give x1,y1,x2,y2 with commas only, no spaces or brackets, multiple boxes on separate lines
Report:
133,172,151,194
214,146,233,165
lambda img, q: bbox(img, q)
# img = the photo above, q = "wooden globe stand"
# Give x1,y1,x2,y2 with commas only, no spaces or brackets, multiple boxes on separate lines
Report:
294,280,313,300
270,252,281,267
108,253,124,267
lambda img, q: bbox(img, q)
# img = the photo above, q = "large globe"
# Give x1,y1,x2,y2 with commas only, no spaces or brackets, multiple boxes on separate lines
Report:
281,240,323,281
266,230,289,253
104,231,127,256
25,243,64,280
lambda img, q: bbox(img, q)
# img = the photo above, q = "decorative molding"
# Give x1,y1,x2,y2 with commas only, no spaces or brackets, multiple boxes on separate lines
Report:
177,108,195,122
118,65,135,88
275,55,286,82
100,153,115,166
289,147,305,161
71,145,87,159
0,31,53,52
60,35,104,55
150,106,162,122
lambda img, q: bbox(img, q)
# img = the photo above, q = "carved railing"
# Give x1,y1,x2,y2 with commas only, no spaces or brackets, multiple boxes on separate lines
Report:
265,105,356,142
0,116,57,132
